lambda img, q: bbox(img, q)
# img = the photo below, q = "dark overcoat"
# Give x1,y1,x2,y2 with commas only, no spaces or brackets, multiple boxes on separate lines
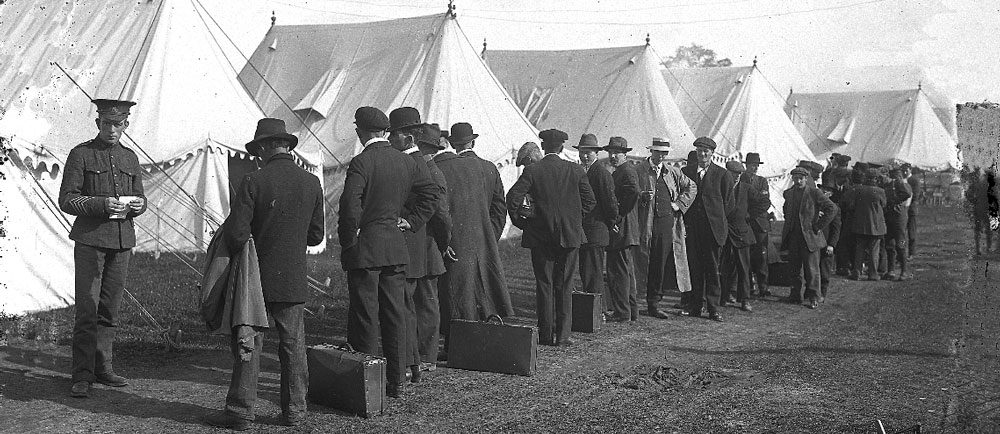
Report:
781,183,837,252
607,162,640,250
581,162,618,247
506,154,596,249
227,153,325,302
843,185,887,236
745,173,772,235
727,179,767,248
689,163,735,247
423,156,451,277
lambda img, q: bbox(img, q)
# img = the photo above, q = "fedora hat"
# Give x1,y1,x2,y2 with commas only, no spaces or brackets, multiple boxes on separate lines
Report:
744,152,763,165
417,123,445,149
647,137,671,152
245,118,298,156
388,107,427,132
447,122,479,145
574,133,601,150
603,136,632,153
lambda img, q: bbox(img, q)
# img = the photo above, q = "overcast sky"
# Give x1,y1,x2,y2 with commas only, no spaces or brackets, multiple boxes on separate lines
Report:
206,0,999,103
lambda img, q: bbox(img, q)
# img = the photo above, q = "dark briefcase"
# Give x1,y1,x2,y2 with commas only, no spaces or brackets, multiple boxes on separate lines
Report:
571,291,602,333
306,343,385,418
448,315,537,376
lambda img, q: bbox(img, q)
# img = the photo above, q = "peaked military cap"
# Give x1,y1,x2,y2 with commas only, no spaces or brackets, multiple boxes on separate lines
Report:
92,99,136,121
790,167,810,177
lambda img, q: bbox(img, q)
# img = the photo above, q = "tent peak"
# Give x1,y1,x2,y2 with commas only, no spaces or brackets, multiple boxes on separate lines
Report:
271,10,276,27
447,0,456,18
645,33,650,46
481,38,487,59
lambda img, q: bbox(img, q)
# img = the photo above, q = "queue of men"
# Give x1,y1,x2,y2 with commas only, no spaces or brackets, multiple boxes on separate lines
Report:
58,99,927,430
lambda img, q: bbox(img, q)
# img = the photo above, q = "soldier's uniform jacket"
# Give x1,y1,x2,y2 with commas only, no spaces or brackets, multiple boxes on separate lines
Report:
58,138,147,249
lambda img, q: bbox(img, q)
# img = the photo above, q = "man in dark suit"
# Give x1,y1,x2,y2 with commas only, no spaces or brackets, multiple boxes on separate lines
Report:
901,163,921,258
682,137,733,322
882,165,912,281
507,129,596,346
575,134,617,311
604,138,641,322
742,153,773,297
720,161,766,312
206,118,324,429
435,123,513,353
338,107,438,398
817,185,841,302
781,167,837,309
843,168,886,281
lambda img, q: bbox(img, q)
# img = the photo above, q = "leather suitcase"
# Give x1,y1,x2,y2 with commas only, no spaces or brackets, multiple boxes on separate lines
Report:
448,315,537,376
306,343,385,418
571,291,602,333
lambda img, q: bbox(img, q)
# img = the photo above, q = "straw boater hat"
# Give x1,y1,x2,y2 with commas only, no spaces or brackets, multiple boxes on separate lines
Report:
245,118,299,156
647,137,671,152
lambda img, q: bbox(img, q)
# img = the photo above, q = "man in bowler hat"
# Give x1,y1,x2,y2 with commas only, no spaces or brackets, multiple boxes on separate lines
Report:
682,137,733,322
742,152,773,297
338,107,438,398
604,138,641,322
575,134,618,310
206,118,325,429
59,99,147,398
507,129,596,346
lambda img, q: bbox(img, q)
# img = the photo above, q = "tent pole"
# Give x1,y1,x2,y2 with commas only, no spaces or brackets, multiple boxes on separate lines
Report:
155,198,162,260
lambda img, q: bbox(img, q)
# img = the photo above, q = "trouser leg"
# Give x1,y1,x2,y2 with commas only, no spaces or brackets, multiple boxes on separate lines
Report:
377,266,408,385
225,327,263,420
735,246,751,302
606,248,634,319
554,248,578,343
907,212,917,256
269,302,306,418
802,249,821,301
531,248,555,344
749,233,769,291
579,244,604,295
72,244,128,383
820,250,834,296
633,244,650,296
346,268,380,356
403,278,420,368
414,276,440,363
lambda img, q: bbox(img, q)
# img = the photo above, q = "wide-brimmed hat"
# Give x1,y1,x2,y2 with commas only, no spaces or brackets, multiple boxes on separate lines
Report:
245,118,298,156
388,107,427,132
744,152,763,165
693,136,717,150
603,136,631,153
447,122,479,145
417,123,445,149
647,137,671,152
574,133,601,150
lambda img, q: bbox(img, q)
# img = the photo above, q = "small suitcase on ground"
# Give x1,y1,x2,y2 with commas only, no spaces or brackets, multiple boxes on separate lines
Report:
571,291,602,333
306,343,385,418
448,315,537,376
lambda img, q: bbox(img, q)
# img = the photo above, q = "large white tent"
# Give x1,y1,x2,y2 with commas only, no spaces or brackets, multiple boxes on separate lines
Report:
662,64,820,218
485,44,695,159
237,12,539,237
785,88,961,171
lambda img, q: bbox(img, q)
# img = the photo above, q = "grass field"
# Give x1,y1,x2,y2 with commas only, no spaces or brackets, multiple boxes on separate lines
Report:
1,204,997,433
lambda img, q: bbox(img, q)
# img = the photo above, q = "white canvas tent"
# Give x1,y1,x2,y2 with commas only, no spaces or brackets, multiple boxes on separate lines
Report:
238,12,539,237
485,44,695,159
785,88,961,171
663,64,820,219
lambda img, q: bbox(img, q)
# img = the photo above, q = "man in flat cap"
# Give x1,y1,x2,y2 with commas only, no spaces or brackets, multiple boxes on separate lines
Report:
780,166,836,309
841,168,886,280
635,138,696,318
604,138,641,322
575,134,617,311
206,118,325,429
682,137,732,322
742,153,773,298
720,160,766,312
338,107,438,398
386,107,447,381
59,99,147,398
507,129,595,346
435,122,513,354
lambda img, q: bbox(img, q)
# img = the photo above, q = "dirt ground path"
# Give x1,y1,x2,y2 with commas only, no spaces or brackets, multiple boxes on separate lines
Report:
1,205,995,433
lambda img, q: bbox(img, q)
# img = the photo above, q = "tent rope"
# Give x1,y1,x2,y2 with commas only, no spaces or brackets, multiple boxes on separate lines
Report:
755,66,833,152
118,0,167,100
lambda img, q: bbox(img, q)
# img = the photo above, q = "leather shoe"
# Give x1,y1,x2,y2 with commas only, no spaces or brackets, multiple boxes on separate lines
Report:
848,272,861,281
868,274,881,281
386,381,406,398
204,411,251,431
806,298,819,309
726,295,737,304
556,338,574,347
881,272,895,281
409,365,421,383
280,413,304,427
95,372,129,387
69,381,90,398
419,362,437,372
646,304,669,319
740,301,752,312
605,313,628,323
678,310,701,318
896,272,912,281
709,312,724,322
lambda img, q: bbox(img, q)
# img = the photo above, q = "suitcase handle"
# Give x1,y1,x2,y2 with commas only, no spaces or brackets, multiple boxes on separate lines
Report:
338,343,355,352
486,314,505,325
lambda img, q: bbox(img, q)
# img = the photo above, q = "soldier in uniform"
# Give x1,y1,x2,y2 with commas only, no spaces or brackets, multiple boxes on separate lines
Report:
575,134,617,311
742,153,772,297
59,99,147,398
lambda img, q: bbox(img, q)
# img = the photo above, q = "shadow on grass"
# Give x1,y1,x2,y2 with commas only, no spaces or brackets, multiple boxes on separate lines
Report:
664,344,954,359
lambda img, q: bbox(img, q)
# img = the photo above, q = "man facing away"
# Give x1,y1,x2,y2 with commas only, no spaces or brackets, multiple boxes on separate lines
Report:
575,133,618,312
882,165,912,281
506,129,596,346
604,137,641,322
205,118,324,429
59,98,147,399
338,107,438,398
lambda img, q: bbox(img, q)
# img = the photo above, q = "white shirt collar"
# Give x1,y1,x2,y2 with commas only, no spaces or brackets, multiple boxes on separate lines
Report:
458,148,475,155
364,137,389,147
403,147,420,155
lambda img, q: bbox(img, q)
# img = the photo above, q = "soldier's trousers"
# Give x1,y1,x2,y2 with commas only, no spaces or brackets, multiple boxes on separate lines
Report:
749,231,769,290
720,241,751,303
414,276,441,363
72,244,129,383
226,302,306,420
579,244,607,310
607,247,638,320
531,246,578,345
347,265,407,385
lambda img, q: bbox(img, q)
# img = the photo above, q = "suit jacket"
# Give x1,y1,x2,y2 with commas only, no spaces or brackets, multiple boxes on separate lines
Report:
688,163,735,247
507,154,596,249
636,159,697,245
906,175,922,215
843,185,887,236
459,150,507,240
727,178,766,248
745,173,772,234
780,183,837,252
402,150,433,279
338,141,438,271
884,178,912,217
607,162,640,250
423,155,452,277
581,162,618,247
227,153,325,302
822,203,842,249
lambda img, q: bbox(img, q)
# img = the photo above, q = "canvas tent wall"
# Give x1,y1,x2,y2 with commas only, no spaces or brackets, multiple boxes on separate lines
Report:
485,45,695,159
238,12,539,238
785,88,961,171
663,65,819,219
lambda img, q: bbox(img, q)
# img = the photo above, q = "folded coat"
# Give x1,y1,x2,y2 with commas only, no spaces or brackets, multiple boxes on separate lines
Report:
201,228,269,361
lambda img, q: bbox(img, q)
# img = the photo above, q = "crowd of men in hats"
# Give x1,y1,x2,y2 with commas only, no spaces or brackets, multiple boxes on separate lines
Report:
57,98,933,430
